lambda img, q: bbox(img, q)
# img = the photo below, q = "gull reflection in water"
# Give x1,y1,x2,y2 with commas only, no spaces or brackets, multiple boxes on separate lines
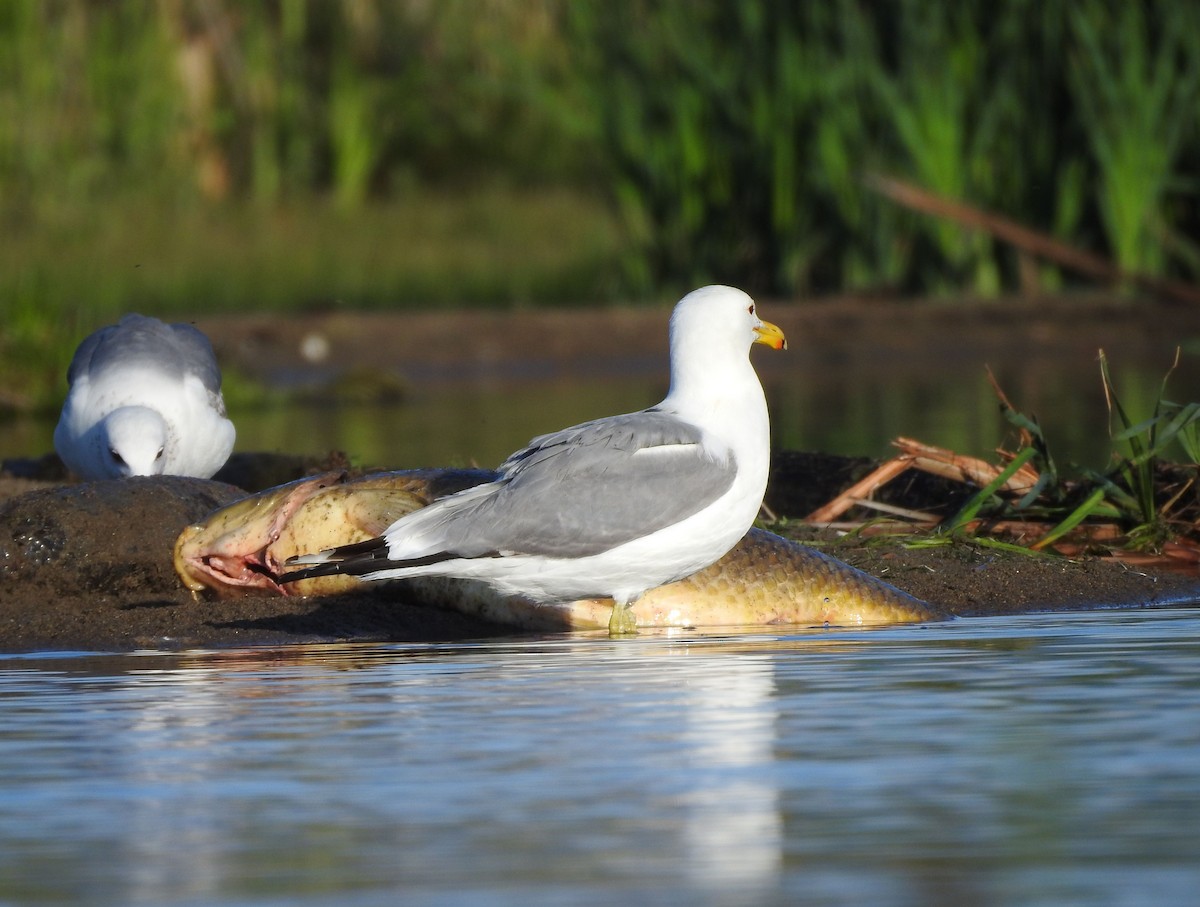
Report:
85,639,787,902
671,647,783,896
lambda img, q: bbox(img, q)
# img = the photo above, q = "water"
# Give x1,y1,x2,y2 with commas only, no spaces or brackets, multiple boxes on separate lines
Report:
2,608,1198,906
7,319,1200,472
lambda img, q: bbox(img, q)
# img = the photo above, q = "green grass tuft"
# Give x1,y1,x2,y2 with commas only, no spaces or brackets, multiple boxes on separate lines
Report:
0,186,628,413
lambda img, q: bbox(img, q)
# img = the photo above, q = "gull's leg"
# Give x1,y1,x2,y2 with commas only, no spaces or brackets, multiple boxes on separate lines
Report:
608,595,639,636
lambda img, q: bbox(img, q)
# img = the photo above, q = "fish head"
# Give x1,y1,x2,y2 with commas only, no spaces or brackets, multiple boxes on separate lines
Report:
174,471,440,598
174,472,347,596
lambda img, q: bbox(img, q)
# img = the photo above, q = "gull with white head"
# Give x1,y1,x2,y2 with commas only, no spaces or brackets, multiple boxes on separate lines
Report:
54,313,236,480
283,285,786,632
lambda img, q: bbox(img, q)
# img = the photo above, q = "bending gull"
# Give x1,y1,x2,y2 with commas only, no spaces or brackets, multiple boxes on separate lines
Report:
54,313,236,480
283,285,786,632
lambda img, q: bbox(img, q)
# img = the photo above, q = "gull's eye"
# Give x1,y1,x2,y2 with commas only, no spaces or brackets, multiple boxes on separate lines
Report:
155,448,164,461
748,304,755,315
109,448,125,466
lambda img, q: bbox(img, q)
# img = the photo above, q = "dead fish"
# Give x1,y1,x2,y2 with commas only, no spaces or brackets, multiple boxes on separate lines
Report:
175,469,946,629
174,469,491,598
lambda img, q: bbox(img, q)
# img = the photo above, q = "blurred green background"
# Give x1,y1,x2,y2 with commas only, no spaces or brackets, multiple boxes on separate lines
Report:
3,0,1200,413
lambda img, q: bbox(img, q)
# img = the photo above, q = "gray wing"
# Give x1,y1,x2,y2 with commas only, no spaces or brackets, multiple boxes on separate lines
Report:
163,320,224,393
68,314,222,393
431,409,737,558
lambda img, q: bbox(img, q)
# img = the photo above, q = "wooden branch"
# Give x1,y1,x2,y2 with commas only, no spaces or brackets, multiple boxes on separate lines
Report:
845,498,940,524
803,456,914,524
865,173,1200,306
892,436,1039,493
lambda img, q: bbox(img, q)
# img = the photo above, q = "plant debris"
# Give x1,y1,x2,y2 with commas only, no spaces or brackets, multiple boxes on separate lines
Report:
790,353,1200,573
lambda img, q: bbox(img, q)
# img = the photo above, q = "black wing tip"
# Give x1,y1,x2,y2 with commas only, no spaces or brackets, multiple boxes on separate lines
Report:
278,563,336,584
279,546,491,585
280,556,391,585
279,536,391,584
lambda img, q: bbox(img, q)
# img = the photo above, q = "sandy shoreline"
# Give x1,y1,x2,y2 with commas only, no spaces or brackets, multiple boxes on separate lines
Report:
5,297,1199,653
2,450,1197,654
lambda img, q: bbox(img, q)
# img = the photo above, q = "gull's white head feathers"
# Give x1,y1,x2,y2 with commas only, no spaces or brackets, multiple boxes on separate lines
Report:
662,285,786,418
96,406,169,478
668,285,785,353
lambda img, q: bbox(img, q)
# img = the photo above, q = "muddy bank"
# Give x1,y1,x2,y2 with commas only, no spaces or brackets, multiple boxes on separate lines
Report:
2,450,1197,654
192,294,1200,392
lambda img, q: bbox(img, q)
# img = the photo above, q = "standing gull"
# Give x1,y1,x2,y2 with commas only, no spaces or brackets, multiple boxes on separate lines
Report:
283,285,786,632
54,313,236,480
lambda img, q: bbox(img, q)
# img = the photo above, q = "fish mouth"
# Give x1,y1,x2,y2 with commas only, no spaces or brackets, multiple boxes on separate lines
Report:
174,472,348,597
196,549,288,595
175,530,290,597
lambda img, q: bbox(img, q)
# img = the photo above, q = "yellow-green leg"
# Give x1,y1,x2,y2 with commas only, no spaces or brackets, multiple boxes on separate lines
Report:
607,599,638,636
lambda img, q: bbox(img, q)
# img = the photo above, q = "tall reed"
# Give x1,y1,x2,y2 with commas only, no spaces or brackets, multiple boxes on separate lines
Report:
1068,2,1200,278
4,0,1200,308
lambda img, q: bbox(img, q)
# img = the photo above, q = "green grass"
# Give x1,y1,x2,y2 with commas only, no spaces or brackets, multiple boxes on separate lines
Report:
5,0,1200,372
0,185,629,414
928,355,1200,555
1068,3,1200,279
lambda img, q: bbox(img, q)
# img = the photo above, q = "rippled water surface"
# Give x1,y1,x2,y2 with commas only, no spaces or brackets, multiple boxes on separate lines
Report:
2,608,1199,906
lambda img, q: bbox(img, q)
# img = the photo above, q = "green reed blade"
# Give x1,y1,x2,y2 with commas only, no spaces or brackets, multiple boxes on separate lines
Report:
942,446,1039,534
1031,487,1109,550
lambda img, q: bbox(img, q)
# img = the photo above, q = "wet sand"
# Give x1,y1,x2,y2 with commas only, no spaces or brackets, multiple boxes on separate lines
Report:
2,450,1196,654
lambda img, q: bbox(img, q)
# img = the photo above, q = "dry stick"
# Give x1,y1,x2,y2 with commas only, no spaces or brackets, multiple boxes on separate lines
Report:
846,497,941,524
864,173,1200,306
974,520,1124,544
892,436,1039,493
805,439,1037,526
804,456,914,524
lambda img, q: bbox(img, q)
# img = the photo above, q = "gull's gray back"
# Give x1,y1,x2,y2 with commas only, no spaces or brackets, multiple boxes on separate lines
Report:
426,410,739,559
68,314,222,393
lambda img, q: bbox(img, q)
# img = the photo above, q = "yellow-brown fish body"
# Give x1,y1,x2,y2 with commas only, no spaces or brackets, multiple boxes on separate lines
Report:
175,469,946,629
622,529,940,629
412,528,943,630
